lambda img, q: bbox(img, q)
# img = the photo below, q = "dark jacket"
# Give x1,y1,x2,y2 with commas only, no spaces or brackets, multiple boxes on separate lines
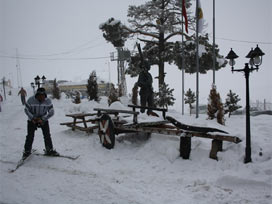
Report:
137,71,153,94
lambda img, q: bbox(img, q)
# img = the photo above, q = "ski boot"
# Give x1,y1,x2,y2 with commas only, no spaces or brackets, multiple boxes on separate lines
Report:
44,149,60,156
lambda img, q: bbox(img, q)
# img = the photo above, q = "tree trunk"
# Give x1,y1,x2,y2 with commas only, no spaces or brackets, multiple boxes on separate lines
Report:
158,32,165,90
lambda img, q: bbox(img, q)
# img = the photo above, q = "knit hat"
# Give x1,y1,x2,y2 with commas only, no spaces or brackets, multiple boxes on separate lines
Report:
35,87,47,97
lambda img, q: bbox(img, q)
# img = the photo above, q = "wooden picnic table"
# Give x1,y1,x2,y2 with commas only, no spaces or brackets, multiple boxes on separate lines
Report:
60,113,98,133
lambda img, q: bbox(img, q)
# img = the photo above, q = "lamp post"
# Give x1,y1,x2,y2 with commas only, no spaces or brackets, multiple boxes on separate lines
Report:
226,45,265,163
34,75,46,89
30,82,35,94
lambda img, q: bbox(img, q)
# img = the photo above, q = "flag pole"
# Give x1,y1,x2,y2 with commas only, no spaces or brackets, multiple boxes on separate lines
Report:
195,0,199,118
212,0,216,84
181,0,185,115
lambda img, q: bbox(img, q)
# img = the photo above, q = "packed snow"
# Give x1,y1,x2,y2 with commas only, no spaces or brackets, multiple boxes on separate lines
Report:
0,88,271,204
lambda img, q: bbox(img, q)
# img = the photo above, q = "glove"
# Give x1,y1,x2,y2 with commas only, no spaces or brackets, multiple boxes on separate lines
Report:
32,118,43,126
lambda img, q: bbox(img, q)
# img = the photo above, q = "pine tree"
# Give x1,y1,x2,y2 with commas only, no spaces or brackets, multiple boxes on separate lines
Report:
86,71,98,101
154,83,175,109
108,86,119,106
207,84,225,125
224,90,242,117
52,78,60,100
100,0,227,90
131,82,138,105
184,88,196,115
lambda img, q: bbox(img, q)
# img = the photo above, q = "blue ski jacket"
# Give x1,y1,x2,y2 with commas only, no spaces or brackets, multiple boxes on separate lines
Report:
25,95,54,121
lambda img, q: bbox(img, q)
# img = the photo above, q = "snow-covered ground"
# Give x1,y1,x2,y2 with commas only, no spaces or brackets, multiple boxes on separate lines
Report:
0,89,271,204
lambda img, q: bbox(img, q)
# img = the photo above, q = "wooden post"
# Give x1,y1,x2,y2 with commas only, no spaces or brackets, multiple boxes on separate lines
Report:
179,136,191,159
209,139,223,160
82,117,87,128
72,117,77,131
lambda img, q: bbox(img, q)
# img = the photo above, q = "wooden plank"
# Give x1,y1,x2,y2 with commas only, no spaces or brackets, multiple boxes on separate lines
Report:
60,119,98,126
190,132,242,144
94,108,139,124
126,120,169,128
128,104,167,112
128,104,167,119
65,113,97,118
66,124,98,132
93,108,139,115
115,126,183,136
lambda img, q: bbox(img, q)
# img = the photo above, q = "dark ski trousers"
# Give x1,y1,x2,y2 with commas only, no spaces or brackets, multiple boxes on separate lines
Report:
24,120,53,152
21,96,26,105
140,90,154,113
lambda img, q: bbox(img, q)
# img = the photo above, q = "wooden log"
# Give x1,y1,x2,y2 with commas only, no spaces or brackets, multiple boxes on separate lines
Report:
166,116,229,134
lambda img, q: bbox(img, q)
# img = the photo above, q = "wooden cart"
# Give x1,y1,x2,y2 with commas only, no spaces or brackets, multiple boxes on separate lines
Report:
93,105,242,160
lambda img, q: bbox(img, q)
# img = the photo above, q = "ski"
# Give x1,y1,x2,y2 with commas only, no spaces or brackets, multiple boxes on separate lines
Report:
33,152,80,160
9,149,37,173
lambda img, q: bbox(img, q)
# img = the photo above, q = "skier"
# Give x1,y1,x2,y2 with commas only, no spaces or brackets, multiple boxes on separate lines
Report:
18,87,27,105
23,87,59,158
137,60,154,114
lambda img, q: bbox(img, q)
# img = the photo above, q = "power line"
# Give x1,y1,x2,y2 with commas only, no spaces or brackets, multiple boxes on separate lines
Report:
11,36,105,58
0,55,110,61
214,36,272,45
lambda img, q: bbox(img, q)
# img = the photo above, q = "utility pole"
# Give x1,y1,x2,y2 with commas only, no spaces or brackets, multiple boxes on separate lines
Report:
110,48,130,96
16,49,23,88
212,0,216,84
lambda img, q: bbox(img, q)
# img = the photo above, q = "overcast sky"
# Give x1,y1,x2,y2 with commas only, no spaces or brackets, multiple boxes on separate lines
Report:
1,0,271,109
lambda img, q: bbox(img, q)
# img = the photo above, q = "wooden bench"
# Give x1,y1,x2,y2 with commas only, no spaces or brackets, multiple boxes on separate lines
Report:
93,108,139,123
128,104,167,119
60,113,99,133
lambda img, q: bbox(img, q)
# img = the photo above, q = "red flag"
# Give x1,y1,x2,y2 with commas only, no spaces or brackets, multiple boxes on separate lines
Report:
182,0,188,33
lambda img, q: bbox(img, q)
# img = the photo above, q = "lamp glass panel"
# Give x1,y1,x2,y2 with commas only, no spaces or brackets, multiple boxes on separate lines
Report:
253,56,261,65
229,59,235,66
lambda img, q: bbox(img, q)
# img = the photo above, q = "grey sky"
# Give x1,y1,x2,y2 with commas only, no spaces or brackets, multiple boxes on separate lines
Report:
1,0,271,108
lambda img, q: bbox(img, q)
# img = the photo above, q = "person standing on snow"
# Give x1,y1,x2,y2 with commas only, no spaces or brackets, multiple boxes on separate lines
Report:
0,93,3,112
23,87,59,158
137,60,154,114
18,87,27,105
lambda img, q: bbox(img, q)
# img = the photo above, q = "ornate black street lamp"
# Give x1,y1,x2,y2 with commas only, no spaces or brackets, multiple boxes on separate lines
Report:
34,75,46,89
226,45,265,163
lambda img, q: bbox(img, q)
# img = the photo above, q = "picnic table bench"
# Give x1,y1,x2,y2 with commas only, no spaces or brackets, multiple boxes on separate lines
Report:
128,104,167,119
60,113,98,133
